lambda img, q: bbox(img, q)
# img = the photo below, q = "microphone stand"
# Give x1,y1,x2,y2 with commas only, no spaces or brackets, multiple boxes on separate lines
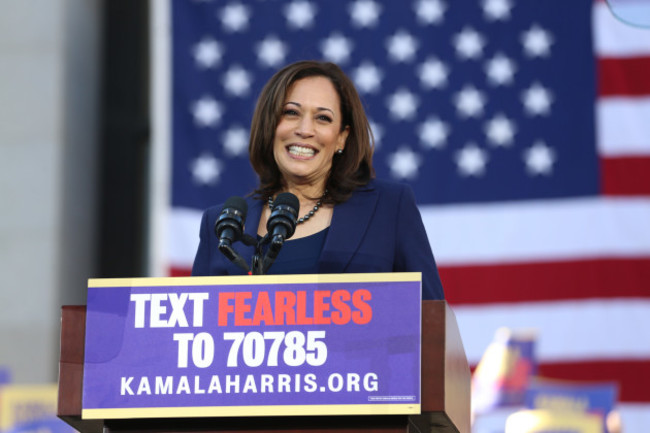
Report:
251,234,269,275
251,233,290,275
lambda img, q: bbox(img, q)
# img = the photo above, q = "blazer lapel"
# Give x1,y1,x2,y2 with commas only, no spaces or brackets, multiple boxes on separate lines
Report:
318,183,379,273
244,197,263,241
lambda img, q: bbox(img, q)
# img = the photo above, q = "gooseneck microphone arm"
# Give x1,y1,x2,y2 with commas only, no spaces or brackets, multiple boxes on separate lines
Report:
218,244,250,273
262,235,286,274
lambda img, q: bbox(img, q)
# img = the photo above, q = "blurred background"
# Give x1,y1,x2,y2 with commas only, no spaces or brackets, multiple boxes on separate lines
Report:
1,0,148,383
1,0,649,432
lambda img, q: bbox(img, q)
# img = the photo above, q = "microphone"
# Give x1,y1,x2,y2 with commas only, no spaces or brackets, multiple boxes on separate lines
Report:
261,192,299,274
215,197,250,273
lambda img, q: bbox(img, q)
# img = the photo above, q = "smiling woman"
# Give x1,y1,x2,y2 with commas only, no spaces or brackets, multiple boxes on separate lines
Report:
272,77,349,204
249,62,373,209
192,60,445,300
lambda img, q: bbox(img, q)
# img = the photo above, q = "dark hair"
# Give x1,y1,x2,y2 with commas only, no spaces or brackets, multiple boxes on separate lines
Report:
249,60,375,204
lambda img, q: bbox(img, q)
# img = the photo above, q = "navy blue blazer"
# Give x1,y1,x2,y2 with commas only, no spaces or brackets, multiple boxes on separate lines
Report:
192,179,445,300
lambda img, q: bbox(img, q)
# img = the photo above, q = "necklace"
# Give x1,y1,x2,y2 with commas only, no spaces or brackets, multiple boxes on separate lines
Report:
268,190,328,225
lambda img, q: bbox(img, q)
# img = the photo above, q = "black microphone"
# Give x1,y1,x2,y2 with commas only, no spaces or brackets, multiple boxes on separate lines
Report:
215,197,250,273
261,192,299,274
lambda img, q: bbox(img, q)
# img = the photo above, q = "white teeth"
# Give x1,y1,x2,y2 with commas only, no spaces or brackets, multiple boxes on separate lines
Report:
288,145,316,157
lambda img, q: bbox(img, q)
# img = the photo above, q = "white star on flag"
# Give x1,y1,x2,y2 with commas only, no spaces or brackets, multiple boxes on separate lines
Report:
387,88,420,121
455,143,489,176
485,53,517,86
349,0,382,28
190,153,223,185
413,0,446,25
193,38,224,69
453,26,486,60
386,30,419,63
418,57,450,89
284,0,317,29
320,33,353,64
524,140,556,175
482,0,512,21
521,24,554,57
418,117,450,149
352,61,383,94
485,113,516,147
219,3,251,33
387,147,422,180
256,35,289,68
222,126,249,157
454,85,487,118
522,82,554,116
191,96,223,127
222,65,253,97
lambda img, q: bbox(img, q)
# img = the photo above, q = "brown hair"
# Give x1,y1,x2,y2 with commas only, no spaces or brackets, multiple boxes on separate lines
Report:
249,60,375,204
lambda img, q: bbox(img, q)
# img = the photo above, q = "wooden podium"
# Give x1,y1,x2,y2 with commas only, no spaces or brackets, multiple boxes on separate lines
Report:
58,300,470,433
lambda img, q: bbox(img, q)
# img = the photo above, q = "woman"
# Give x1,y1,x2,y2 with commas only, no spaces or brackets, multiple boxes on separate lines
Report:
192,60,444,300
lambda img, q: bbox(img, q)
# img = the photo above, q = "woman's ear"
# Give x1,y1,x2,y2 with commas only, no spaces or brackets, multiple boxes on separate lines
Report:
338,125,350,150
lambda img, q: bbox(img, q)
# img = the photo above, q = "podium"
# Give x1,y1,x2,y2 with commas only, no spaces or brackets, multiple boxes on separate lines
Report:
58,300,470,433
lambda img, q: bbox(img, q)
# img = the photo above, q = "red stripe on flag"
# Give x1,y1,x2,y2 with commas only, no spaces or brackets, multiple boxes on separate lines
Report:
538,360,650,403
601,156,650,195
441,258,650,305
170,266,192,277
598,57,650,96
174,259,650,303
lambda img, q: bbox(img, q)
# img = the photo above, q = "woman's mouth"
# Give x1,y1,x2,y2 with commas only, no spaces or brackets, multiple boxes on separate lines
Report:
287,144,317,157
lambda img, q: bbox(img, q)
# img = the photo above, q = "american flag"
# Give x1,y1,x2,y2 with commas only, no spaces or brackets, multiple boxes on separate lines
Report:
154,0,650,430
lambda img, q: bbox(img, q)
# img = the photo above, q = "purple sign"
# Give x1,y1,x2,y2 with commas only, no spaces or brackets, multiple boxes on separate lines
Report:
82,274,422,419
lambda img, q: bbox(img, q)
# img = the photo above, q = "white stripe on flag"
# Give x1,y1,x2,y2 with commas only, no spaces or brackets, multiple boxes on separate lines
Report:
593,1,650,57
168,207,202,268
453,298,650,365
421,197,650,266
597,97,650,156
170,198,650,268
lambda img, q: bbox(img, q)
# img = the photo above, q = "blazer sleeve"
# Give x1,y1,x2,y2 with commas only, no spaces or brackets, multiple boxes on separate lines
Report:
191,209,212,276
394,184,445,300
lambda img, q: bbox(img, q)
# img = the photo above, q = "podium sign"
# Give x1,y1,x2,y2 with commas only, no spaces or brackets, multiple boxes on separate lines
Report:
82,273,422,420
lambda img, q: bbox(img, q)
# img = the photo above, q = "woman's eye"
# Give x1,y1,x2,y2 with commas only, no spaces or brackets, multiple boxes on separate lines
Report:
283,109,298,116
318,115,333,122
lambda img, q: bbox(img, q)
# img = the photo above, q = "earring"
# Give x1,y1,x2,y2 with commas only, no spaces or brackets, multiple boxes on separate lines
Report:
336,149,343,154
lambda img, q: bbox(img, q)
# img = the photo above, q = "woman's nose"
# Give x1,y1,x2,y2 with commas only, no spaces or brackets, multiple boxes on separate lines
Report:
295,117,315,137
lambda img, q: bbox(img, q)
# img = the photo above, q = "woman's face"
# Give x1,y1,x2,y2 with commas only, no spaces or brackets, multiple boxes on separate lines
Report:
273,76,349,189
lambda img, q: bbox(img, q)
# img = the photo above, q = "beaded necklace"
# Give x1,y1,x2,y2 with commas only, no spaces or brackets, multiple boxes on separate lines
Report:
268,189,328,224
